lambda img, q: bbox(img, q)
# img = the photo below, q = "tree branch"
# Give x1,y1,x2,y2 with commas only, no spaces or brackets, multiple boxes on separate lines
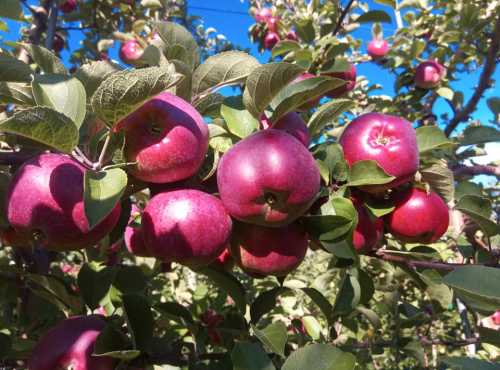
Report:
45,0,59,50
453,164,500,178
333,0,356,36
444,15,500,136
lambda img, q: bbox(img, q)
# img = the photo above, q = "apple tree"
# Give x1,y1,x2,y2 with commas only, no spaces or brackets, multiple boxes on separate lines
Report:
0,0,499,369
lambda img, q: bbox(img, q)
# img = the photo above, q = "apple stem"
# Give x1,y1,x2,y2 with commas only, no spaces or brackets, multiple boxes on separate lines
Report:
71,148,95,169
95,134,112,171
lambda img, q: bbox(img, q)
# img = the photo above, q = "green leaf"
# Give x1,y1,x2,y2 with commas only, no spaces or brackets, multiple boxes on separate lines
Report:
441,357,498,370
308,99,354,138
77,263,115,309
0,82,34,105
194,93,225,118
486,97,500,120
0,0,23,20
94,324,139,360
75,61,122,101
302,316,322,340
421,162,454,203
356,10,392,24
232,342,276,370
416,126,454,153
436,87,454,101
251,287,290,324
122,294,154,352
460,126,500,146
0,52,33,82
90,65,181,127
170,59,192,101
220,96,259,139
0,106,78,153
83,168,127,230
25,274,81,315
272,41,302,58
32,74,86,128
313,143,349,184
455,195,500,237
153,21,200,70
156,302,194,325
243,63,304,117
0,333,12,359
192,51,260,95
374,0,396,7
364,197,395,217
347,160,395,187
477,326,500,347
253,321,288,357
333,272,361,316
112,265,147,296
356,307,381,328
301,288,334,327
294,18,315,43
282,344,356,370
21,43,67,75
443,266,500,312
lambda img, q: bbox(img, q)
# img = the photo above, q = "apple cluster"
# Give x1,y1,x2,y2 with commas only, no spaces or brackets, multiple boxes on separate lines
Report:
250,7,298,50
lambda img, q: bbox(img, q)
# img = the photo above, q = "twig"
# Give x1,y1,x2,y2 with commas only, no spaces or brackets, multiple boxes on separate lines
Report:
453,164,500,178
393,0,403,29
95,133,112,170
456,299,476,355
333,0,356,36
72,147,95,168
45,0,59,51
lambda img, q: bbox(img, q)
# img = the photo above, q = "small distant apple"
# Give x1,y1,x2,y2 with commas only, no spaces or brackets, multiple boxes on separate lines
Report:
119,40,144,65
264,32,280,50
323,63,356,98
367,38,389,60
58,0,77,14
415,60,446,89
261,112,310,147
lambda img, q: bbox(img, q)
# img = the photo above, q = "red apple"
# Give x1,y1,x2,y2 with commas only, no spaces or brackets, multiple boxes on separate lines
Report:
124,204,151,257
267,17,279,32
385,187,449,243
264,32,280,50
367,39,389,60
0,227,32,248
290,72,321,111
217,129,320,226
286,30,298,41
230,222,308,277
6,153,121,251
492,310,500,326
210,246,234,271
415,60,446,89
58,0,77,14
142,189,232,267
119,40,143,65
28,315,114,370
339,113,419,193
352,200,384,253
117,92,209,184
255,7,273,23
323,63,356,98
260,112,310,147
52,34,65,53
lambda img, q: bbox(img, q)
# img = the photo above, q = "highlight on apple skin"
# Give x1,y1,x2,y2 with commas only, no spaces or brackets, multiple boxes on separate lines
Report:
367,38,389,60
415,60,446,89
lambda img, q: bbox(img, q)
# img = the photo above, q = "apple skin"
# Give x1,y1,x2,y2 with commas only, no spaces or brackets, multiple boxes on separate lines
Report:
353,200,384,253
28,315,114,370
415,60,446,89
267,17,279,32
255,7,273,23
142,189,232,267
59,0,77,14
367,39,389,59
6,153,121,251
323,63,356,98
339,113,419,193
117,92,209,184
53,34,65,53
230,221,308,277
124,204,151,257
119,40,143,65
385,187,449,244
210,246,234,271
492,311,500,326
217,129,320,227
291,72,321,111
286,30,298,41
264,32,280,50
260,112,310,147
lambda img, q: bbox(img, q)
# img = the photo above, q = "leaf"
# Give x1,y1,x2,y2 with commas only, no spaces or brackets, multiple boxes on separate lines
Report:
122,294,154,351
477,326,500,347
220,96,259,139
32,74,86,128
156,302,194,325
460,126,500,146
374,0,396,7
232,342,276,370
94,324,139,360
302,316,322,340
251,287,290,324
192,51,260,95
436,87,454,101
90,65,181,127
333,273,361,316
194,93,225,118
356,10,392,23
486,97,500,119
25,274,81,315
0,106,78,153
243,63,304,117
313,143,349,184
0,82,34,105
294,18,315,43
282,344,356,370
455,195,500,237
347,160,395,187
83,168,127,229
441,357,498,370
77,263,115,309
272,41,302,58
75,61,122,101
21,43,67,75
416,126,454,153
421,163,454,203
356,307,381,328
253,321,288,357
112,265,147,295
301,288,334,327
153,21,200,70
171,59,192,101
0,52,33,82
0,0,23,20
308,99,354,138
364,197,395,217
197,267,247,313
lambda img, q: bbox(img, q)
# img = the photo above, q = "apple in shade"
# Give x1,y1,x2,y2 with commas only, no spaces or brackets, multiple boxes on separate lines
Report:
53,34,65,53
210,247,234,271
323,63,357,98
367,38,389,60
117,92,209,184
124,204,151,257
6,153,121,251
58,0,77,14
352,199,384,253
142,189,232,267
264,32,280,50
290,72,322,111
260,112,310,147
385,187,449,244
0,227,32,248
119,40,144,65
28,315,114,370
415,60,446,89
230,222,308,277
217,129,320,227
339,113,419,193
255,7,273,23
286,30,298,41
492,311,500,326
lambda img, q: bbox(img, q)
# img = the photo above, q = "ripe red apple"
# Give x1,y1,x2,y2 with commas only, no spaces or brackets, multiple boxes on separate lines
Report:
339,113,419,193
492,310,500,326
385,187,449,244
290,72,321,111
286,30,298,41
352,200,384,253
0,227,31,248
323,63,356,98
117,92,209,184
52,34,65,53
119,40,143,65
260,112,310,147
264,32,280,50
58,0,77,14
230,222,308,277
217,129,320,226
255,7,273,23
367,39,389,60
124,204,151,257
28,315,114,370
267,17,279,32
6,153,121,251
210,246,234,271
415,60,446,89
142,189,232,267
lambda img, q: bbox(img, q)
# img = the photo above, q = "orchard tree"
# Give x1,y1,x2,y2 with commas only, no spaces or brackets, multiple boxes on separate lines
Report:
0,0,499,369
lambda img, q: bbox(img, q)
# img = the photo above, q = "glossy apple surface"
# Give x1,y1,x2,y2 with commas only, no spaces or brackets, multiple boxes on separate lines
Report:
255,7,273,22
261,112,310,147
339,112,419,193
415,60,446,89
264,32,280,50
492,311,500,326
323,63,356,98
217,129,320,226
53,34,64,53
353,200,384,253
367,39,389,59
118,92,209,184
124,204,151,257
119,40,143,65
6,153,121,251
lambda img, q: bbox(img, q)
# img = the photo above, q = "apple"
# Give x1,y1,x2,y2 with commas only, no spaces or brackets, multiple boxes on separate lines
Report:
255,7,273,23
230,222,308,277
6,153,121,251
142,189,232,267
267,17,279,32
415,60,446,89
217,129,320,226
210,246,234,271
119,40,144,65
260,112,310,147
124,204,151,257
52,34,64,53
323,63,356,98
117,92,209,184
492,310,500,326
286,30,298,41
352,199,384,253
264,32,280,50
367,38,389,60
288,72,322,111
58,0,77,14
28,315,114,370
339,113,419,193
385,187,449,243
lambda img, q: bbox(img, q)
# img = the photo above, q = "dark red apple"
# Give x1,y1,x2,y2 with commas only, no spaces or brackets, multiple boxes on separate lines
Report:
119,40,143,65
286,30,298,41
210,246,234,271
323,63,356,98
6,153,121,251
255,7,273,23
352,200,384,253
124,204,151,257
28,315,114,370
52,34,65,53
492,310,500,326
117,92,209,184
264,32,280,50
217,129,320,226
230,222,308,277
267,17,279,32
58,0,77,14
367,39,389,60
385,187,449,243
260,112,310,147
415,60,446,89
339,113,419,193
142,190,232,267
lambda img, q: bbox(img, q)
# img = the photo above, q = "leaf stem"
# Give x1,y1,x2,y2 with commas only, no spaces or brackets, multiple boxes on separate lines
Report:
95,133,112,170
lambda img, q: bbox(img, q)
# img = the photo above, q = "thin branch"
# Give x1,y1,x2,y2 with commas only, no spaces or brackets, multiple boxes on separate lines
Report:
444,15,500,136
57,25,95,31
45,0,59,50
333,0,356,36
453,164,500,178
95,133,112,170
